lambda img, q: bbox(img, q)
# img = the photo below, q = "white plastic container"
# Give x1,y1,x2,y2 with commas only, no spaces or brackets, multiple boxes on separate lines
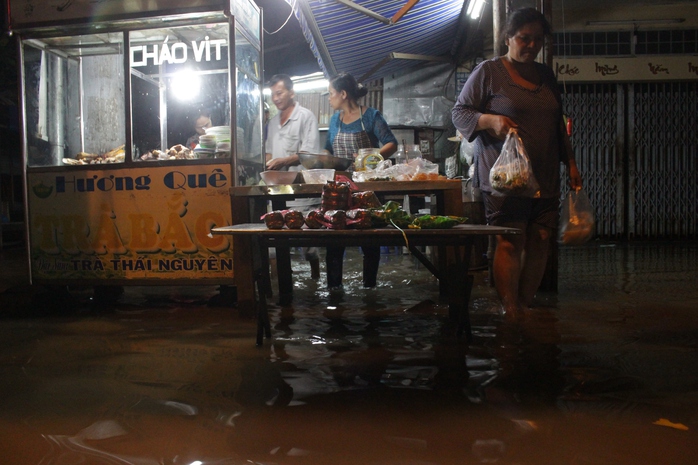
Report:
302,169,335,184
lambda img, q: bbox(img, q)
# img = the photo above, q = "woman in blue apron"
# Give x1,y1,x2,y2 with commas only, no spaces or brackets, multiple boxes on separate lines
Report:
324,73,398,291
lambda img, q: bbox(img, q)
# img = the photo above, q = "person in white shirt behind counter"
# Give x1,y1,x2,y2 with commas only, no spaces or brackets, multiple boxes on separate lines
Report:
264,74,321,279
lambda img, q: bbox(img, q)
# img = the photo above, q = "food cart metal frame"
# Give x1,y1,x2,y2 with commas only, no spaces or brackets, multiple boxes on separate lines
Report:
7,0,265,290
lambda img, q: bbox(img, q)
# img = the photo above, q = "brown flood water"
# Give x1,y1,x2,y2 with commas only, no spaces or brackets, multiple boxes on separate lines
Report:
0,241,697,464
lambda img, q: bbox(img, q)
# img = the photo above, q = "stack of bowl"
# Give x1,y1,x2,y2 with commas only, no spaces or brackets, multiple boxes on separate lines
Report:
205,126,231,156
195,134,217,158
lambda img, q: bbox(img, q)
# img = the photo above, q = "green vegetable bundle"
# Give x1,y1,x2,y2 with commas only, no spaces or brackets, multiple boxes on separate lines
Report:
370,200,413,228
409,215,468,229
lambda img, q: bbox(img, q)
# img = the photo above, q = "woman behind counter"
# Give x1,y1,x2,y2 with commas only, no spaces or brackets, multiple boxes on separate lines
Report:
186,111,213,150
452,8,582,319
324,72,398,291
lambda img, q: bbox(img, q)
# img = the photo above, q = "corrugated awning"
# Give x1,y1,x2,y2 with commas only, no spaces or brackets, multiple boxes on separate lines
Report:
288,0,467,82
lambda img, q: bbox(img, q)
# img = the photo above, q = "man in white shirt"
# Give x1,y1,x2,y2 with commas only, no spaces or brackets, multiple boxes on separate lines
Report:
264,74,321,279
265,74,321,169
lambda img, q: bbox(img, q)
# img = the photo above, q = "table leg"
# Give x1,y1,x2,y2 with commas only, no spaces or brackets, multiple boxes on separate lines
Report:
256,245,273,345
447,240,475,343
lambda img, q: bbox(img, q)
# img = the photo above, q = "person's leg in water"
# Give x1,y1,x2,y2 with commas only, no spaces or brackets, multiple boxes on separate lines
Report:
492,225,527,317
518,223,553,307
325,246,345,290
305,247,321,280
361,246,380,288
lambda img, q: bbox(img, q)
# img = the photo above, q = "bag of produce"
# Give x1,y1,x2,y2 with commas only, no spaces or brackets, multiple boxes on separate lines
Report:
370,200,412,228
489,128,540,197
559,188,595,245
409,215,467,229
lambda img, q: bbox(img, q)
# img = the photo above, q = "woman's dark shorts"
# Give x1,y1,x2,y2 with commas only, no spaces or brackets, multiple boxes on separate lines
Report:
482,192,560,230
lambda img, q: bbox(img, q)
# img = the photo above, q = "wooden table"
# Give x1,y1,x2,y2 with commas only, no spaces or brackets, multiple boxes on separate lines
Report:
212,223,519,345
229,180,466,307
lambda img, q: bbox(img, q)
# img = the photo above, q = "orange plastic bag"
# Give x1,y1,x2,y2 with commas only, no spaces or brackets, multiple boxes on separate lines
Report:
559,188,595,245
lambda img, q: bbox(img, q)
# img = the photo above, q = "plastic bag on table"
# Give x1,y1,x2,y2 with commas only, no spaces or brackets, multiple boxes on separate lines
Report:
410,159,441,181
352,159,395,182
489,128,540,197
559,188,595,245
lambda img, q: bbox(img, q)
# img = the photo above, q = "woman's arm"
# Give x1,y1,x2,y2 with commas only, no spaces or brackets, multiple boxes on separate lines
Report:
324,114,338,154
475,114,518,139
370,109,398,157
560,120,583,189
452,60,518,141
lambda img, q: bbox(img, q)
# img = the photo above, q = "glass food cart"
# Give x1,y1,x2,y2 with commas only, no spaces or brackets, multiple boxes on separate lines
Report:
8,0,264,293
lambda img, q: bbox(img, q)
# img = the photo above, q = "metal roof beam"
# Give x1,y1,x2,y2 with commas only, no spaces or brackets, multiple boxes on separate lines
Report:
296,0,337,77
333,0,391,25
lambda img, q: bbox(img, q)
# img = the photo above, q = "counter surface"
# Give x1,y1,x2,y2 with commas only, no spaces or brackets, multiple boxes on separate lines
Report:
230,179,462,198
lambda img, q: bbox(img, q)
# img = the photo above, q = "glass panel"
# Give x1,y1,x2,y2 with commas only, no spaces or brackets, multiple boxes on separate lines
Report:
235,69,261,159
129,23,231,161
23,32,125,167
235,29,260,81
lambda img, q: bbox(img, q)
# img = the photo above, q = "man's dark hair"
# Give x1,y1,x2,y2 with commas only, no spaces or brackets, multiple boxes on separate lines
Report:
268,74,294,91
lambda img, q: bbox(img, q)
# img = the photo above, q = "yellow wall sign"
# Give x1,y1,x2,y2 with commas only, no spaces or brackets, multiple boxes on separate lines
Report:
27,165,233,281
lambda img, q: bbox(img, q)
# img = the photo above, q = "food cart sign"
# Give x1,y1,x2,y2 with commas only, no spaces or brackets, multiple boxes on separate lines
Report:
8,0,226,28
27,165,234,281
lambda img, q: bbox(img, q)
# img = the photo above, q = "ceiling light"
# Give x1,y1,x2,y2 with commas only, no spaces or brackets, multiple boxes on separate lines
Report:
467,0,486,20
171,71,200,101
293,79,329,92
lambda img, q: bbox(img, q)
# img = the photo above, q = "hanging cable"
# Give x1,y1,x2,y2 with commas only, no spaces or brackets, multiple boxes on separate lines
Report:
264,6,295,35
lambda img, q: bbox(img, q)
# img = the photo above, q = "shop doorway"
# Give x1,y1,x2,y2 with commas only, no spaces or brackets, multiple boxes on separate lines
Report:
562,81,697,240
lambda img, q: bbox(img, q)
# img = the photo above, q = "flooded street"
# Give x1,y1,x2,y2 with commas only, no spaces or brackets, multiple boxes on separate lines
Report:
1,241,697,464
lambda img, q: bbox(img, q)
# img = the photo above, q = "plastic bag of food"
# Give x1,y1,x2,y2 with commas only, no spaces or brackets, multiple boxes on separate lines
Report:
346,209,373,229
351,191,382,209
559,188,595,245
352,159,395,182
489,128,540,197
370,200,412,228
410,160,442,181
321,180,351,211
323,210,347,230
304,210,325,229
282,209,305,229
409,215,468,229
261,211,284,229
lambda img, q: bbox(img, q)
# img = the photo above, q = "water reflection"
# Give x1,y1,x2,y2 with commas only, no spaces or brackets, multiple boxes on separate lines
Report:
0,242,697,464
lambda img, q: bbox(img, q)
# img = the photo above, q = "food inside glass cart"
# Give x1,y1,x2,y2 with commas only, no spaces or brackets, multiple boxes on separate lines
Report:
61,145,126,165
